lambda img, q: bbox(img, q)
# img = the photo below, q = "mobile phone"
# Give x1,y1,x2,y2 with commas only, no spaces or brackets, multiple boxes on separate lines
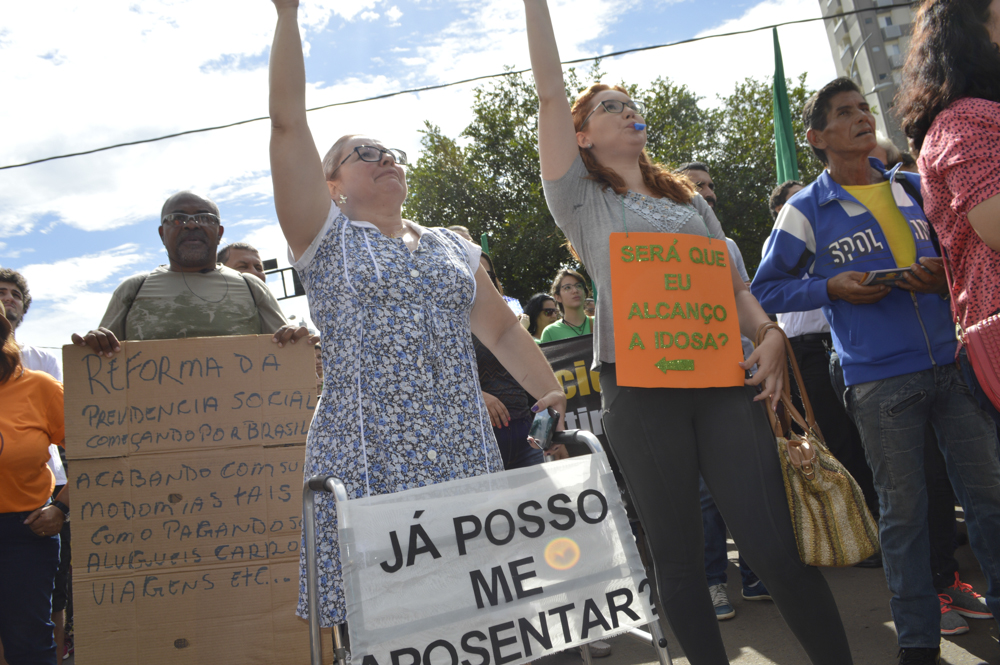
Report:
860,267,914,286
528,408,559,451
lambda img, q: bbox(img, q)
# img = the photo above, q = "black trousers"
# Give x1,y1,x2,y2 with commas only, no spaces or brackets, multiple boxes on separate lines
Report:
599,364,853,665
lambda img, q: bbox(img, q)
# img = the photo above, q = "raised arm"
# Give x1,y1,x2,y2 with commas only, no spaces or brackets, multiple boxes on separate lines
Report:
523,0,581,181
269,0,334,259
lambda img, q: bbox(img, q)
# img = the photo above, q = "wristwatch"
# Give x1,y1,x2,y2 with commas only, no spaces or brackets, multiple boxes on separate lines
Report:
52,500,70,522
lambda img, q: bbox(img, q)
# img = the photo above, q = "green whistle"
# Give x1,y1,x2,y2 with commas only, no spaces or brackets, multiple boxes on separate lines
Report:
655,358,695,373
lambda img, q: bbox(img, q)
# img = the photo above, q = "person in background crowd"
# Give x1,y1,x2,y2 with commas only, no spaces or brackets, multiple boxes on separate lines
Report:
0,271,60,377
753,77,1000,665
524,2,854,663
584,297,595,316
0,312,66,665
474,252,542,468
71,191,308,353
675,162,717,209
676,164,771,622
218,241,268,282
0,269,74,659
871,133,902,169
267,0,567,635
899,0,1000,429
446,225,474,242
521,293,560,342
541,268,593,342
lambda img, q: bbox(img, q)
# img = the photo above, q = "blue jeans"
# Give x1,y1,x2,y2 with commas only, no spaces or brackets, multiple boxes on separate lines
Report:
847,363,1000,648
959,348,1000,432
0,512,60,665
494,416,543,470
701,477,759,588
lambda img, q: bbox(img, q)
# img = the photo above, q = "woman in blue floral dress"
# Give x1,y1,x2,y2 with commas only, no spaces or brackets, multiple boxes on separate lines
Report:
267,0,568,627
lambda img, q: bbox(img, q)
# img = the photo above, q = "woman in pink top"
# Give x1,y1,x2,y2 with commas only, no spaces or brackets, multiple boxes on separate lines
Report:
899,0,1000,426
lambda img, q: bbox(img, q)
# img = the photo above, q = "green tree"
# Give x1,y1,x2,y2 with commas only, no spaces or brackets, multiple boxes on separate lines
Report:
706,74,823,275
635,77,718,168
405,70,583,302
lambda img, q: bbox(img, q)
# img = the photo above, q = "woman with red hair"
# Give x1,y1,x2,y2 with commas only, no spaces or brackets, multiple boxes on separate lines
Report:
521,1,853,662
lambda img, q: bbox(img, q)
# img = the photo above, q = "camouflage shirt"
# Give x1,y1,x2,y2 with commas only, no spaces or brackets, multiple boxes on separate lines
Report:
99,265,288,340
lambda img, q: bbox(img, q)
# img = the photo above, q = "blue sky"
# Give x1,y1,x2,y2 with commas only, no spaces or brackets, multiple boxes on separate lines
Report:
0,0,835,361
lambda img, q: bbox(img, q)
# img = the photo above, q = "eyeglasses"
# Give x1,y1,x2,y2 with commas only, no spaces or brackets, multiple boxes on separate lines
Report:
542,308,560,316
559,282,587,293
161,212,221,228
328,145,408,179
580,99,646,127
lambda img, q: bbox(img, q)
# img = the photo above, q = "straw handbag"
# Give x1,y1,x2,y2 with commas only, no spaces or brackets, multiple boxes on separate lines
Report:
756,323,880,567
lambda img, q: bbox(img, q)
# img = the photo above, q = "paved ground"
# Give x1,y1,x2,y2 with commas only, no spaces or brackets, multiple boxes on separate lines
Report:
538,524,998,665
60,526,998,665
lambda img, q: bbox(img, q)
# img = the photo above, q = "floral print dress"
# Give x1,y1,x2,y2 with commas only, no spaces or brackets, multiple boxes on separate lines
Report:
292,203,502,625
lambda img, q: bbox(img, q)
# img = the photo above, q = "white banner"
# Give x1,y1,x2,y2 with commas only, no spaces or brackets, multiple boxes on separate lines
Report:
338,452,656,665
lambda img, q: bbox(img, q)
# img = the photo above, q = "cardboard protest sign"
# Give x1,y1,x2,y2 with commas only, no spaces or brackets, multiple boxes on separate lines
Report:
608,232,744,388
63,335,316,459
337,452,655,664
64,335,320,665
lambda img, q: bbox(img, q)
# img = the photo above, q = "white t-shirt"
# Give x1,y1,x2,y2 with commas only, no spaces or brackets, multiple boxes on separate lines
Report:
19,343,66,485
19,343,62,381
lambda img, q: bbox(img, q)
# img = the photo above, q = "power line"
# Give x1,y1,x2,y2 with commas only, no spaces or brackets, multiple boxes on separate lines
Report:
0,4,908,172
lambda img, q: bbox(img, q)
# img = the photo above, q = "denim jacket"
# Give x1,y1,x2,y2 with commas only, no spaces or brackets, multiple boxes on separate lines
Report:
751,159,956,387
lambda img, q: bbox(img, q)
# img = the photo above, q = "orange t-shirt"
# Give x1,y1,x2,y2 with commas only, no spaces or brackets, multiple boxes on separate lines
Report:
0,367,65,513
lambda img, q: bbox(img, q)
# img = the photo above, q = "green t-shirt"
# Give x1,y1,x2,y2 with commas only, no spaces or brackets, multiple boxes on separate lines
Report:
540,316,593,343
99,265,288,341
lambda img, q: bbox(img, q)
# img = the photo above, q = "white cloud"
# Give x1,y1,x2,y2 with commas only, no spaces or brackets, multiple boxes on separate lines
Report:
359,11,380,21
386,5,403,22
13,244,157,349
18,244,154,301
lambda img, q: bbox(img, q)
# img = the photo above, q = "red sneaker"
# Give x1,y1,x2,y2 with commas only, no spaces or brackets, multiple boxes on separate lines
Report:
943,573,993,619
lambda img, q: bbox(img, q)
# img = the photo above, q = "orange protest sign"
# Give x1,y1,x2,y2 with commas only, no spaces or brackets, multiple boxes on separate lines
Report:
608,232,745,388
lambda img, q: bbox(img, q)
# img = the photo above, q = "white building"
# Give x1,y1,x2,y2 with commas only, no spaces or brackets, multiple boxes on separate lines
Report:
819,0,914,150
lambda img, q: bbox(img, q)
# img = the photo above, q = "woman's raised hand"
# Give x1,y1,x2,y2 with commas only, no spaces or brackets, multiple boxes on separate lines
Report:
268,0,335,259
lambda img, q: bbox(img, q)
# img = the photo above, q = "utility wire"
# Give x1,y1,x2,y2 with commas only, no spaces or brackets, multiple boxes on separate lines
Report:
0,3,910,172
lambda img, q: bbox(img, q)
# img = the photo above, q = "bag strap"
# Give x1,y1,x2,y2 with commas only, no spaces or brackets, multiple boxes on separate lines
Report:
938,246,968,342
754,322,825,444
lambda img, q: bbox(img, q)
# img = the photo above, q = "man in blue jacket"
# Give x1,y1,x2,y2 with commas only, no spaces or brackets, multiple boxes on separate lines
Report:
752,78,1000,665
